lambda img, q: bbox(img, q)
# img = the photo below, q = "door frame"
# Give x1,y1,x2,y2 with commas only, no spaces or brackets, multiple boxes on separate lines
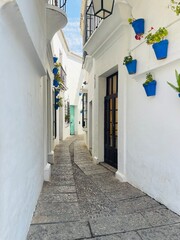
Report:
104,72,118,169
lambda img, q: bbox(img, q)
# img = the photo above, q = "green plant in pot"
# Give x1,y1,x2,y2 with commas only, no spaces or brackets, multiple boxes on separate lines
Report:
169,0,180,15
123,54,137,74
54,73,64,84
143,73,157,97
57,97,63,107
167,70,180,97
145,27,169,60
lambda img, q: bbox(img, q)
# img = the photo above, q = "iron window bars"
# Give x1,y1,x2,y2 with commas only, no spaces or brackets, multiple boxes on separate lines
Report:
85,1,102,43
48,0,67,12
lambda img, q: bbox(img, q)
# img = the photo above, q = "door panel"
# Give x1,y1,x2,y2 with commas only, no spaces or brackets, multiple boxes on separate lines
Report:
104,72,118,169
70,106,75,135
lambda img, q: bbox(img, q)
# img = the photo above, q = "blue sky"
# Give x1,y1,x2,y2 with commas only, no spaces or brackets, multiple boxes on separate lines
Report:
63,0,82,56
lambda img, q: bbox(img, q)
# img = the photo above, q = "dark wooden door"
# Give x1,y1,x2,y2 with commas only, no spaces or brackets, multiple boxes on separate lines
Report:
104,72,118,169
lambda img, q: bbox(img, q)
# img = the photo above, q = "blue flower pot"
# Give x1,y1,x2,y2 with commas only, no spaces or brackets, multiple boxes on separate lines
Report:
55,98,60,103
55,89,60,96
55,104,59,110
152,39,169,60
143,80,157,97
132,19,145,35
53,80,59,87
53,57,58,63
125,59,137,74
178,93,180,97
53,67,58,75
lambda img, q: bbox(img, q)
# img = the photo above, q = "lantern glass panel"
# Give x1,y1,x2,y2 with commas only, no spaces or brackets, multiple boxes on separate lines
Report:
93,0,102,13
104,0,114,13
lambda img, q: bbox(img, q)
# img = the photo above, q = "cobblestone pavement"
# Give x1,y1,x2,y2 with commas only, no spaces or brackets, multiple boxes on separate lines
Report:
27,136,180,240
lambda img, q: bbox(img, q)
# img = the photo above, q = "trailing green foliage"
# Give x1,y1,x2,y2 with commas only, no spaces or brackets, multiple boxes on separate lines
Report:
54,62,61,68
128,18,135,24
167,70,180,92
145,27,168,45
169,0,180,15
143,73,154,85
54,73,64,84
56,97,63,107
123,54,133,65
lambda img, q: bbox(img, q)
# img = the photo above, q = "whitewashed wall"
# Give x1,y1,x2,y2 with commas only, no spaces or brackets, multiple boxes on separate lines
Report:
125,0,180,215
16,0,46,67
0,1,47,239
83,0,180,215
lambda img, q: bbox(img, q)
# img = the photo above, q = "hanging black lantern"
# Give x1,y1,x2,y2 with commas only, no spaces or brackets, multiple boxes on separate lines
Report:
92,0,115,19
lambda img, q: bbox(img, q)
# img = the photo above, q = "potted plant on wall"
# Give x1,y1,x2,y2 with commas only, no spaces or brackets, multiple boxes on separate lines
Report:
128,17,145,36
55,97,63,110
167,70,180,97
53,56,58,63
55,88,60,96
145,27,169,60
123,54,137,74
143,73,157,97
53,62,61,75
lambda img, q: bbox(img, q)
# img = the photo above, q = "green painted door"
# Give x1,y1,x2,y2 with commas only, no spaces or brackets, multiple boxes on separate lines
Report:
70,105,75,135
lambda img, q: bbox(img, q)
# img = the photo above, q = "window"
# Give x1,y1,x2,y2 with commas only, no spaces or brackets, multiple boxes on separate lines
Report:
82,93,88,128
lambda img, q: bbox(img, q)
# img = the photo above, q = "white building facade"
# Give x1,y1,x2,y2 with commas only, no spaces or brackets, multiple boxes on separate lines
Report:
80,0,180,215
0,1,67,239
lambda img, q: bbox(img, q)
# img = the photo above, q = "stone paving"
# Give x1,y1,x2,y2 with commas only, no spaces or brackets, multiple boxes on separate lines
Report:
27,136,180,240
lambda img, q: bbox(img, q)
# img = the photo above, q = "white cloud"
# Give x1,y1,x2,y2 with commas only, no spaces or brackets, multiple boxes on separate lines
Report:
63,18,82,56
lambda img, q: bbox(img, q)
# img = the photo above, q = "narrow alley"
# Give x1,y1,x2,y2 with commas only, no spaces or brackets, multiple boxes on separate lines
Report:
27,136,180,240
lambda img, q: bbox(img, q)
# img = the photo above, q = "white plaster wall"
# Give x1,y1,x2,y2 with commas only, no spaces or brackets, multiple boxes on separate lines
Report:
84,0,180,215
0,2,47,240
16,0,46,67
125,0,180,214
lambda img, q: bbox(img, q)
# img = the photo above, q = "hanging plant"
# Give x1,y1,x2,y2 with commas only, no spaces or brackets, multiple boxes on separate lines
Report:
53,56,58,63
128,17,145,39
56,97,63,107
123,54,137,75
143,73,157,97
167,70,180,97
145,27,169,60
54,73,64,85
53,79,59,87
52,62,61,75
55,89,60,96
169,0,180,15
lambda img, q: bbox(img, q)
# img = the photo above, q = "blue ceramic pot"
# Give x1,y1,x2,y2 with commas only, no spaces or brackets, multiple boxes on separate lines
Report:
152,39,169,60
53,80,59,87
53,67,58,75
55,89,60,96
53,57,58,63
132,19,145,35
178,93,180,97
143,80,157,97
55,104,59,110
125,59,137,75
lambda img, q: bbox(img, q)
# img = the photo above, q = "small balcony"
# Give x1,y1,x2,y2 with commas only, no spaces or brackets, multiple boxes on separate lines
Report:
46,0,68,41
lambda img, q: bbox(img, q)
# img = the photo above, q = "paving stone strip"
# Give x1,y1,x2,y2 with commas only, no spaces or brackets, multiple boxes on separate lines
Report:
27,136,180,240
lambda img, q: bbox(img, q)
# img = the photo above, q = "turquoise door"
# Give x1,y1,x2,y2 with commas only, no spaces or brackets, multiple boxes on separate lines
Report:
70,106,75,135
